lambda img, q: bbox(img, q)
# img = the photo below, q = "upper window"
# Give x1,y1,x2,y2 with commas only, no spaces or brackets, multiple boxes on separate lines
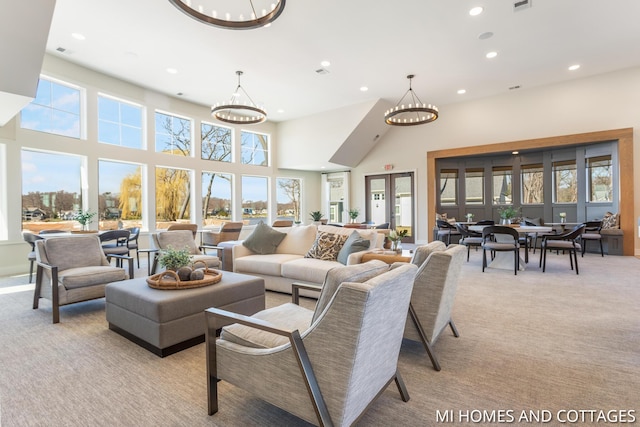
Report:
492,167,512,204
155,112,192,156
587,155,612,202
553,160,577,203
241,131,269,166
98,95,143,149
201,122,232,162
21,77,81,138
521,164,544,204
276,178,302,223
439,169,458,206
464,168,484,205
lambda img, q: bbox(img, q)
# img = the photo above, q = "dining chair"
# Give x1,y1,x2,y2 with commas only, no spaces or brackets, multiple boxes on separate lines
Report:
436,219,460,245
22,231,44,282
539,224,585,274
580,220,604,257
481,225,521,275
99,229,131,267
126,227,141,267
455,223,482,261
271,219,293,227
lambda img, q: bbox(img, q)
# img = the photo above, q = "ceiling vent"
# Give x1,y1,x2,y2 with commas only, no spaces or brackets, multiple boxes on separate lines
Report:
56,47,67,53
513,0,532,12
315,68,330,75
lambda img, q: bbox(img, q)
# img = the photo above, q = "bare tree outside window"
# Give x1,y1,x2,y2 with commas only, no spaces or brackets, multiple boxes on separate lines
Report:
201,123,233,220
439,169,458,206
521,164,544,204
276,178,301,222
241,131,268,166
587,156,612,202
553,161,577,203
492,167,512,204
155,112,191,156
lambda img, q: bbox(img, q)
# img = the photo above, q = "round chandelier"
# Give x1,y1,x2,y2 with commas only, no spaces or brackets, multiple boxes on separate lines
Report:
385,74,439,126
167,0,286,30
212,71,267,124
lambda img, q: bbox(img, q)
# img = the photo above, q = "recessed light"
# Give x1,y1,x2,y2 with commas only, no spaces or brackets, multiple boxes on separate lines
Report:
277,109,285,113
166,68,178,74
457,89,466,94
469,6,484,16
320,60,331,67
71,33,86,40
486,51,498,59
512,151,519,155
478,31,494,40
568,64,581,71
360,86,368,92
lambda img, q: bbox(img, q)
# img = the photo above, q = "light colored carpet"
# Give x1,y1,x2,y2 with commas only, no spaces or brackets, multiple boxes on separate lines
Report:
0,251,638,426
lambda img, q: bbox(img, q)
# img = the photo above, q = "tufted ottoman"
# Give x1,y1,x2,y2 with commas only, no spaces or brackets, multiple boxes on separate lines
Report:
105,272,264,357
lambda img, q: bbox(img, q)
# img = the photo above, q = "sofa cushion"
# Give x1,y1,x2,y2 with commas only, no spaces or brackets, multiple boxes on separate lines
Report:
235,253,302,276
275,224,318,256
318,225,382,249
337,231,371,265
281,258,343,284
242,222,286,254
601,212,619,229
304,232,348,261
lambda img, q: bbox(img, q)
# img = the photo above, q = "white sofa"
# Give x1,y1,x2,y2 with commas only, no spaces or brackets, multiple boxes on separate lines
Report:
231,224,385,294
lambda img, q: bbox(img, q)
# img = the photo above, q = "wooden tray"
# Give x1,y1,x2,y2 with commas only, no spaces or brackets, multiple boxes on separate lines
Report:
146,267,222,290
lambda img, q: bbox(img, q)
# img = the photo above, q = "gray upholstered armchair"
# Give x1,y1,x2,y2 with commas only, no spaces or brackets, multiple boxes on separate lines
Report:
205,260,417,426
151,230,221,274
201,221,243,247
33,235,133,323
404,241,466,371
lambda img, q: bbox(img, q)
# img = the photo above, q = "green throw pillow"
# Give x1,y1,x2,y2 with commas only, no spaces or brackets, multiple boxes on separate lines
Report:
242,222,286,254
337,231,371,265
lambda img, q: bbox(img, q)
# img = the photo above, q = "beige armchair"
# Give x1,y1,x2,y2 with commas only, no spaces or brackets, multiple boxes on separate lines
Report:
167,223,198,238
205,261,417,426
404,241,466,371
33,235,133,323
201,221,243,247
151,230,221,274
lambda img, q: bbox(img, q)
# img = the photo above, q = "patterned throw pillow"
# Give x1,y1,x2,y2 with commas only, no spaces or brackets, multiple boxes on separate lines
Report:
305,232,348,261
601,212,619,229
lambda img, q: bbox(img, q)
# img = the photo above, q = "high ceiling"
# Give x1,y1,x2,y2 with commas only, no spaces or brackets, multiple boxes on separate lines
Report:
45,0,640,123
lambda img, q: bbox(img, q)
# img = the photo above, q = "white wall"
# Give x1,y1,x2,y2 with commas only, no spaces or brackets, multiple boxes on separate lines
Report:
351,67,640,251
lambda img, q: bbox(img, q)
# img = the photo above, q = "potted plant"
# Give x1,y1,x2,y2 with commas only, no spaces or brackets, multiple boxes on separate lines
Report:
157,246,192,271
497,205,520,225
309,211,324,225
348,208,359,223
73,210,97,232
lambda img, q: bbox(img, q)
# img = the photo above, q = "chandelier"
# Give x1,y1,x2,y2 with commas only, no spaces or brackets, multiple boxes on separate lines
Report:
384,74,439,126
167,0,286,30
212,71,267,124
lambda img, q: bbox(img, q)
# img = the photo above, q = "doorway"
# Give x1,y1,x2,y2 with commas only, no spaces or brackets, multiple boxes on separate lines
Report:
365,172,415,243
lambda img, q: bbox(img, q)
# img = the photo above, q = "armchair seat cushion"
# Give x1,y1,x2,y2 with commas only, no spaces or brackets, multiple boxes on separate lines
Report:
221,303,313,349
191,254,221,269
60,266,128,290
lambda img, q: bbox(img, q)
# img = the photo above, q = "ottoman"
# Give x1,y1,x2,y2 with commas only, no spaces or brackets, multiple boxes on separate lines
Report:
105,272,265,357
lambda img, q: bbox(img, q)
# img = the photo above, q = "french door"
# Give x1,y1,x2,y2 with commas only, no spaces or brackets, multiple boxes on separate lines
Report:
365,172,415,243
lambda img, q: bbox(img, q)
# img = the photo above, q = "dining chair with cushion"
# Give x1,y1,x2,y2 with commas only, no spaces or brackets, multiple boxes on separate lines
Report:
33,235,133,323
481,225,521,275
151,230,221,274
22,231,44,283
99,229,131,267
404,242,466,371
167,223,198,238
580,220,604,257
271,219,293,227
126,227,141,267
539,224,585,274
201,221,244,252
455,223,483,261
204,261,416,426
436,219,460,245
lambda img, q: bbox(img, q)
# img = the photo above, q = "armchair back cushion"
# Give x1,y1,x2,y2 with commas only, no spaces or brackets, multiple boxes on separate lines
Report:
38,235,110,272
153,230,201,255
410,240,446,267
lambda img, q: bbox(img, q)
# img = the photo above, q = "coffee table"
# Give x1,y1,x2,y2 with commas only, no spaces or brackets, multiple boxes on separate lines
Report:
105,271,265,357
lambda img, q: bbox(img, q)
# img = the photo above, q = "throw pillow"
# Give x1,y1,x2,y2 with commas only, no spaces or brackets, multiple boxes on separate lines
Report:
305,232,348,261
242,221,286,254
337,231,371,265
601,212,619,229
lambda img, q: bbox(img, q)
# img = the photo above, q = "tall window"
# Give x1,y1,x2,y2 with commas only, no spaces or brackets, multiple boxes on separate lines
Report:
21,77,81,138
587,155,612,202
98,95,143,149
155,167,191,221
242,175,268,223
553,160,577,203
439,169,458,206
276,178,302,223
98,160,143,229
201,122,232,162
155,112,191,156
21,150,83,231
464,168,484,204
202,171,232,221
521,164,544,204
492,167,512,204
241,131,269,166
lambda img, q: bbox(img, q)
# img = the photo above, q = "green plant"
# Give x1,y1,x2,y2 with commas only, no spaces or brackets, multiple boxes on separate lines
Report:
157,246,192,271
497,205,520,219
309,211,324,221
348,208,359,220
74,210,97,230
388,228,408,242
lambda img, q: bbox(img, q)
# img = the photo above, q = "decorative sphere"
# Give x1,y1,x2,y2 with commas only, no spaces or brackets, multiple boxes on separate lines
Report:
190,269,205,281
177,266,193,281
